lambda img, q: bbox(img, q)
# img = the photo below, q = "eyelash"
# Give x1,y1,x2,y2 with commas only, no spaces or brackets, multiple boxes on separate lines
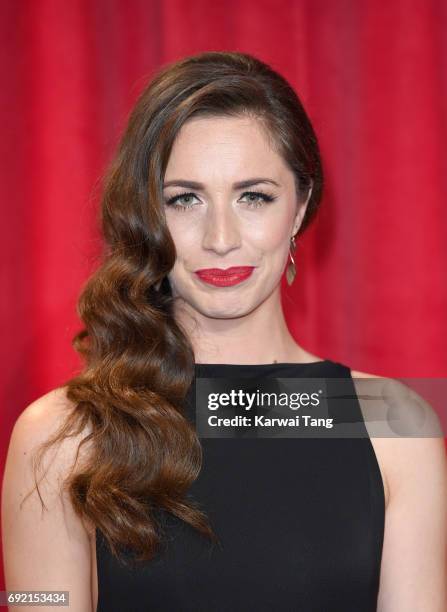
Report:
164,190,277,211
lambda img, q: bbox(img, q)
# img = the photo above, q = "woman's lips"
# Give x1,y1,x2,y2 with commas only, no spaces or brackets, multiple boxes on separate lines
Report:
194,266,255,287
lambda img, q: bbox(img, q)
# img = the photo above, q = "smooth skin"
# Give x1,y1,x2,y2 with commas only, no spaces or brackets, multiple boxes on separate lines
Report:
2,115,447,611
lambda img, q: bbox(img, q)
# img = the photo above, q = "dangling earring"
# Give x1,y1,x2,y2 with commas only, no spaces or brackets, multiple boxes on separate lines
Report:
286,235,297,286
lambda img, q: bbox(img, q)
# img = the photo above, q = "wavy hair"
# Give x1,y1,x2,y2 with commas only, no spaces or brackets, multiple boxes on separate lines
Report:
30,51,324,564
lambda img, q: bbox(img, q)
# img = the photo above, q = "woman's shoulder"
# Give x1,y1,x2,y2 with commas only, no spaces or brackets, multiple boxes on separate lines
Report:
349,366,443,437
13,385,75,430
348,366,445,512
10,385,90,464
5,386,95,531
9,386,76,461
3,387,95,608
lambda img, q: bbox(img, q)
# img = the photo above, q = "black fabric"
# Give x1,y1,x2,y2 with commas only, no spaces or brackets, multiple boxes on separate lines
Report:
96,360,385,611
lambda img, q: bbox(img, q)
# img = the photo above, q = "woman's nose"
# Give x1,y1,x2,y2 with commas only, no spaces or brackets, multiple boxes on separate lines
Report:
201,202,242,255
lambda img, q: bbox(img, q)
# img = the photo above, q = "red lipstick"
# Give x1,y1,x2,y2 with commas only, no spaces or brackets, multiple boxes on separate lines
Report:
195,266,255,287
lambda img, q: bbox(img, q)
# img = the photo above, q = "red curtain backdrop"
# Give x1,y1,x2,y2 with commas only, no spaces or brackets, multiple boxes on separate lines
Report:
1,0,446,590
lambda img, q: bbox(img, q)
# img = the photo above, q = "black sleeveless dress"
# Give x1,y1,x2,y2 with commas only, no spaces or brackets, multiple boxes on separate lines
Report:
95,360,385,611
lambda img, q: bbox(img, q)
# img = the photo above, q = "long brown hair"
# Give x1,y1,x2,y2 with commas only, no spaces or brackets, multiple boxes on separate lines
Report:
30,51,324,564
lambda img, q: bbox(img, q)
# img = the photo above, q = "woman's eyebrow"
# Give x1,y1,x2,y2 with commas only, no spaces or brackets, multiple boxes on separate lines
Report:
162,178,280,189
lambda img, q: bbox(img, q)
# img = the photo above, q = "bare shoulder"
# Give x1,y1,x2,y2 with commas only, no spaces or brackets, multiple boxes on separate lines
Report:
350,368,443,437
7,386,74,471
12,386,76,441
350,368,446,511
10,386,91,477
350,368,380,378
2,387,95,610
349,370,447,607
4,385,95,533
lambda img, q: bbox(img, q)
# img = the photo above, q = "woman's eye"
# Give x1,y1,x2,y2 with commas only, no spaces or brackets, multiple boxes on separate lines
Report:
240,191,277,208
164,192,199,211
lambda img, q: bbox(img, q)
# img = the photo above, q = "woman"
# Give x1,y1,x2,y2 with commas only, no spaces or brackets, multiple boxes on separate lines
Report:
2,51,446,612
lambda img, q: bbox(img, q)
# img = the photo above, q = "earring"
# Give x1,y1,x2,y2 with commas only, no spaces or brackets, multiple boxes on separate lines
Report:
286,235,297,286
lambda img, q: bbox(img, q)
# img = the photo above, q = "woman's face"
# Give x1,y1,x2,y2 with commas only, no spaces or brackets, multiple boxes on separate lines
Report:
162,114,309,319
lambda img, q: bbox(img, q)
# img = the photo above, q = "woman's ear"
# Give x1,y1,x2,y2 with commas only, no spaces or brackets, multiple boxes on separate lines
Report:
293,180,313,235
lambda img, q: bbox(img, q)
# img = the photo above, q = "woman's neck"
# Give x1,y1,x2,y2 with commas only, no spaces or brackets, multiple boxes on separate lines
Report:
173,289,316,365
